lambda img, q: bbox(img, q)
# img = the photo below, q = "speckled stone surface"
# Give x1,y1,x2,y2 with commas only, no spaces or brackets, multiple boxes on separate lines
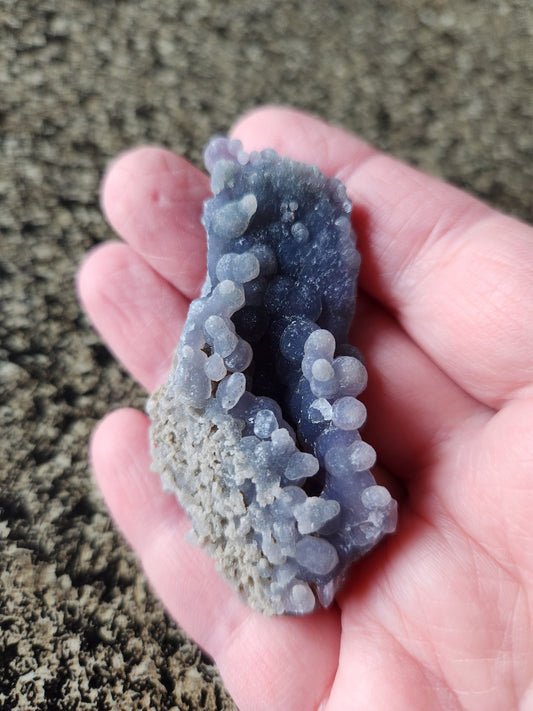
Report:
1,1,532,708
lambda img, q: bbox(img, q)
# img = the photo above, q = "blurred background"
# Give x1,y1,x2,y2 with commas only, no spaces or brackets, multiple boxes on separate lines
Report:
1,1,532,708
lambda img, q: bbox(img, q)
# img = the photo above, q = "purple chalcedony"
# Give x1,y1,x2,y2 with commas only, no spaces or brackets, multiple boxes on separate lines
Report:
148,137,397,615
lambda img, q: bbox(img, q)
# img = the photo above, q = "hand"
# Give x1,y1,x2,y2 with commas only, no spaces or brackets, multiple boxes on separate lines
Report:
77,107,533,710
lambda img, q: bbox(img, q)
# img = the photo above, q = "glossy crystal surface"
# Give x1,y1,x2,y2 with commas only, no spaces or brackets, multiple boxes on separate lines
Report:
148,137,397,614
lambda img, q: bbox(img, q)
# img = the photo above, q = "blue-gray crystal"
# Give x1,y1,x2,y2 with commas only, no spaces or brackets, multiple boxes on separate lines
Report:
147,136,397,615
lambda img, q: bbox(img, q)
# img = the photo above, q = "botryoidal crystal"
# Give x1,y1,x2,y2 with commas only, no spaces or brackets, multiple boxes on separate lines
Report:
147,137,397,615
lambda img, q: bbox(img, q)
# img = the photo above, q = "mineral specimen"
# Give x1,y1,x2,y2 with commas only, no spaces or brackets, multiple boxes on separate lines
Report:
148,137,397,615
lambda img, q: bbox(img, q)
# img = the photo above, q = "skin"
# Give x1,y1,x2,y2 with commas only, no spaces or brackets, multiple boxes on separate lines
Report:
77,107,533,711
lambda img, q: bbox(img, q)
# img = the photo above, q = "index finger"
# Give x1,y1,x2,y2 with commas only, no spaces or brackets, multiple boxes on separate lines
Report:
100,146,210,301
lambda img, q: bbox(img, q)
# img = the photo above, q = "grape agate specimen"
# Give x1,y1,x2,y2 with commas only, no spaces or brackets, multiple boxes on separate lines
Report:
147,137,397,615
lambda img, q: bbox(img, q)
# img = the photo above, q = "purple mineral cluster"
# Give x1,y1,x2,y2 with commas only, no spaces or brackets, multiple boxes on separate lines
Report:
147,137,397,615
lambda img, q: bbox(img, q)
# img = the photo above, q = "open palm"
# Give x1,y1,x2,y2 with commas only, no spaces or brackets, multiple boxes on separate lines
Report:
77,107,533,710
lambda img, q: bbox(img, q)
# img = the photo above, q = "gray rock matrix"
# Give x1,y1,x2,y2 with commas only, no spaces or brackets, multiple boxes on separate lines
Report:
148,138,397,615
4,1,532,706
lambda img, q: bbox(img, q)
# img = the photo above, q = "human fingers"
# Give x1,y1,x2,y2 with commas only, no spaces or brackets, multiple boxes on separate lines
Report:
100,146,210,301
90,408,340,711
78,236,487,479
232,106,533,409
77,242,187,391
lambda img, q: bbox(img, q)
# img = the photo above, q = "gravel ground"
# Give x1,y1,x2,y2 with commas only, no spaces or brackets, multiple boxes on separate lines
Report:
1,1,532,709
